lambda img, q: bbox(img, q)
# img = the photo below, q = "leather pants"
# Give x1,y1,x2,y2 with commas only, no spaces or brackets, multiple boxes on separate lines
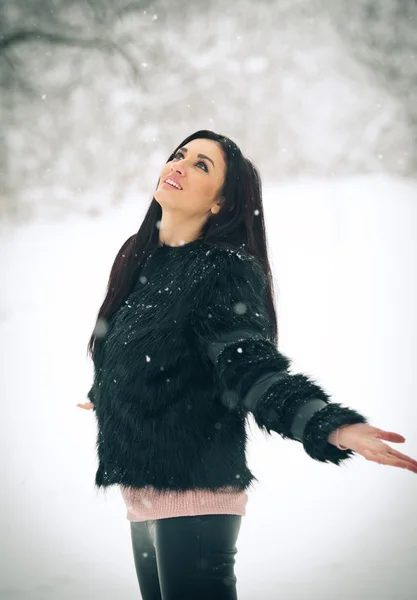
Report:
130,514,242,600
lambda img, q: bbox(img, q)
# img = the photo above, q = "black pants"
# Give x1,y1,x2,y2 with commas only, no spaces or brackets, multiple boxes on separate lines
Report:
130,514,242,600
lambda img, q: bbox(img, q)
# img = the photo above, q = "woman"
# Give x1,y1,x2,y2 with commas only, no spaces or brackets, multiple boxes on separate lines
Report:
78,130,417,600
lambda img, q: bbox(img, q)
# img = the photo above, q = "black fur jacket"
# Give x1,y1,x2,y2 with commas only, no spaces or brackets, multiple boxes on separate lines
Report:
88,238,368,493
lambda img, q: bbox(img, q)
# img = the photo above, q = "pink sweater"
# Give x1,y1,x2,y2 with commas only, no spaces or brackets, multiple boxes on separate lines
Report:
120,429,347,522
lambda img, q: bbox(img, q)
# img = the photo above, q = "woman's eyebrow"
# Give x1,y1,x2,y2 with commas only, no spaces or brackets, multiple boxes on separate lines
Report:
178,147,215,169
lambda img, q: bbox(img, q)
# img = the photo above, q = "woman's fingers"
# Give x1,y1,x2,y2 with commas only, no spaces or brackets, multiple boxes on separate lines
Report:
377,453,417,473
77,402,94,410
361,447,417,473
346,426,417,474
370,430,417,470
376,430,406,443
385,448,417,469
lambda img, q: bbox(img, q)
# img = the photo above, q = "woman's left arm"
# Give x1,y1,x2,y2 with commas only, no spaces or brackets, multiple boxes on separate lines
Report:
190,246,417,473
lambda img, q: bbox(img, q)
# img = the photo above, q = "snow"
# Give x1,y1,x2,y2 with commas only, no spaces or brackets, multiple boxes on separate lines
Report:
1,174,416,599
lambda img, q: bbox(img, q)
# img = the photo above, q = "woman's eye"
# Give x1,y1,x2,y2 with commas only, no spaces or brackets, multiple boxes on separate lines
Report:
173,152,208,172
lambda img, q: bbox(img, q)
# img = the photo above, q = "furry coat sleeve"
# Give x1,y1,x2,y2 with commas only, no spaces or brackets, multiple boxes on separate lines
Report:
189,245,369,466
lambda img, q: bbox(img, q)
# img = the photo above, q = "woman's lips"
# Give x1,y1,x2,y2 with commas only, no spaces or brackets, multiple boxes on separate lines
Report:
163,181,182,190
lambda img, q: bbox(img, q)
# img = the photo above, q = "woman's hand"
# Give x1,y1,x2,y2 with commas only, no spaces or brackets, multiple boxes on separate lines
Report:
338,423,417,474
77,402,95,410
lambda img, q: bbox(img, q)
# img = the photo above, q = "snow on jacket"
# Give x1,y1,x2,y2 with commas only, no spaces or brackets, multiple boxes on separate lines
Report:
88,238,368,493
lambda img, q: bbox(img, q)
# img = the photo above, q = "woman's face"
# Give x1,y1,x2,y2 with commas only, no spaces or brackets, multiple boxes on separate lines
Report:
154,138,227,219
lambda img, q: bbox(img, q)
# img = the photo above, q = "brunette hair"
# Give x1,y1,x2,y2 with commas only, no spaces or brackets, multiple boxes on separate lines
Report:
87,129,278,360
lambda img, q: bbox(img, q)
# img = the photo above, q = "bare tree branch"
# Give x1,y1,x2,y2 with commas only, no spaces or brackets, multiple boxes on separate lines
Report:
0,52,39,97
0,30,140,82
116,0,157,21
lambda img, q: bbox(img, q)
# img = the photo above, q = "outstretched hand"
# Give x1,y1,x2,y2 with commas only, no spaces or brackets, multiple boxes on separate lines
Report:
338,423,417,474
77,402,95,410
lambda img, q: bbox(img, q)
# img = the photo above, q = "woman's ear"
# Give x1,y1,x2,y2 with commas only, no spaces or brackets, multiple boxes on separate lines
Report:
211,197,223,215
212,195,226,214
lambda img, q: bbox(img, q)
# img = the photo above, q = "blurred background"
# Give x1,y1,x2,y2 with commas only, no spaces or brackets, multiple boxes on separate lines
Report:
1,1,417,599
1,0,416,221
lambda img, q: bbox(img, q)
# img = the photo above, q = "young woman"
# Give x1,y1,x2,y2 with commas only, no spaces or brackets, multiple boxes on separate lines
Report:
79,130,417,600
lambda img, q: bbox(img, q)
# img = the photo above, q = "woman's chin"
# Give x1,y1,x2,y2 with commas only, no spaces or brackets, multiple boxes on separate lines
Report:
154,191,175,208
155,187,173,198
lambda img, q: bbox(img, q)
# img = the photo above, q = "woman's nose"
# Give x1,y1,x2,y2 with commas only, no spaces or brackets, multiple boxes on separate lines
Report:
171,161,185,175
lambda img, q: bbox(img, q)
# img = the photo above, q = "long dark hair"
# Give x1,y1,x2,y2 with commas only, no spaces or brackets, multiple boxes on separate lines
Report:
87,129,278,361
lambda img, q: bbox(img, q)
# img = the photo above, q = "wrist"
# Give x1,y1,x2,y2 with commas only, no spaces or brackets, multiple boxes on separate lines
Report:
328,425,350,450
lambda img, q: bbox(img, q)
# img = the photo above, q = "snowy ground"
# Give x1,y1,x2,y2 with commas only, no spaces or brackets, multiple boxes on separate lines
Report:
1,174,417,599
